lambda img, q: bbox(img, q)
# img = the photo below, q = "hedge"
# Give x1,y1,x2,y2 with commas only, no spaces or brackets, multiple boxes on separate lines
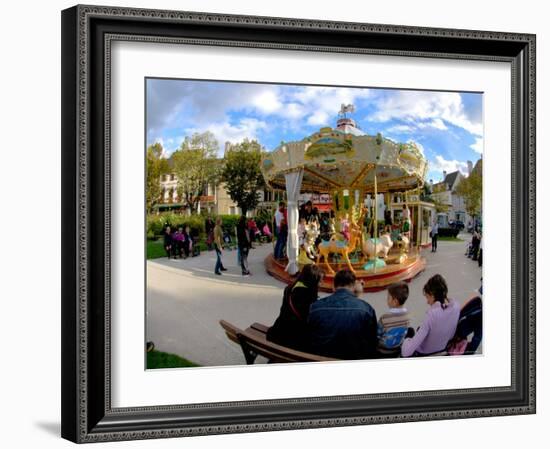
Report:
147,213,248,239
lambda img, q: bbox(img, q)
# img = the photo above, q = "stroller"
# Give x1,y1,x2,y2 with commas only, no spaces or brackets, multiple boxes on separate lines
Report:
222,230,234,250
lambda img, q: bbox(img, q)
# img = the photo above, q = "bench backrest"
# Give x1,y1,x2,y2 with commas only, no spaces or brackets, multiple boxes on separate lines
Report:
219,320,337,363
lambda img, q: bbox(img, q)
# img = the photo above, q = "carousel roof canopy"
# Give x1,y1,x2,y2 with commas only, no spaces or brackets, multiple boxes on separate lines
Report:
261,119,429,194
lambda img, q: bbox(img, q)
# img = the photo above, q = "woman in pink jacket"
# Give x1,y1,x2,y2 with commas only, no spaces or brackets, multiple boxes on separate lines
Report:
401,274,460,357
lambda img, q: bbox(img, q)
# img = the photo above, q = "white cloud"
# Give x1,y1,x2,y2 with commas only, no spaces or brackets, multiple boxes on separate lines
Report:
470,137,483,154
417,118,448,130
431,155,469,176
369,91,481,136
185,118,268,154
385,124,415,133
384,118,447,136
280,102,305,120
292,86,371,128
251,89,283,114
307,110,330,126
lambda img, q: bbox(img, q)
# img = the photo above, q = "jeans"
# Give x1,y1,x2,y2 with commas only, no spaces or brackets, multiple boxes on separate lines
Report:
215,246,224,273
239,245,249,274
431,234,438,251
274,232,287,259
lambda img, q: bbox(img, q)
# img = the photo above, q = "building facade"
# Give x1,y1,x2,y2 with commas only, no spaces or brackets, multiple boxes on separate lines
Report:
157,174,284,216
430,159,481,228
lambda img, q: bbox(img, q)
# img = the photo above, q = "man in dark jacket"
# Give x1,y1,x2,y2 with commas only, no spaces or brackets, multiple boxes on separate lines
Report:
236,215,251,275
308,269,378,359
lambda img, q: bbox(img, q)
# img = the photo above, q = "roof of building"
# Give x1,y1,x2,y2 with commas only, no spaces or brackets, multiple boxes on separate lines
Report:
443,171,461,190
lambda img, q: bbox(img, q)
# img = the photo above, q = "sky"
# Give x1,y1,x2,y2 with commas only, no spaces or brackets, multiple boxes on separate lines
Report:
146,78,483,183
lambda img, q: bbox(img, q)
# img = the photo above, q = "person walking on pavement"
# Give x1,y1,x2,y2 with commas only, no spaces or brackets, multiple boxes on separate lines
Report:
213,217,227,275
431,221,439,252
236,215,252,276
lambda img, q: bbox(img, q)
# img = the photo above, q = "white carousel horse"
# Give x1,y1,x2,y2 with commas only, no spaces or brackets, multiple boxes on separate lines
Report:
362,233,393,260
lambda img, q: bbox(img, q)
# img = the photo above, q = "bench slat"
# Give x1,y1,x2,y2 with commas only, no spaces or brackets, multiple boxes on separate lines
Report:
219,320,338,363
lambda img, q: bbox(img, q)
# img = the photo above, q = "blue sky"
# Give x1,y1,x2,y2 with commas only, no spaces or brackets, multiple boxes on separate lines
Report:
146,79,483,183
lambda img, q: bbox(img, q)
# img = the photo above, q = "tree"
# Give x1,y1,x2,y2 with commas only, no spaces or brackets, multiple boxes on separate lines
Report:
146,142,169,213
221,139,266,217
455,161,482,219
171,131,221,213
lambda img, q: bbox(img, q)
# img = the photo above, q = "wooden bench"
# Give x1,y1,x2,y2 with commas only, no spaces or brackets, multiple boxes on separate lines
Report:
219,320,338,364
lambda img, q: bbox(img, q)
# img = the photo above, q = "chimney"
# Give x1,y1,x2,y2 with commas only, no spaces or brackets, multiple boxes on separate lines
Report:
467,160,473,175
224,141,231,155
442,170,447,180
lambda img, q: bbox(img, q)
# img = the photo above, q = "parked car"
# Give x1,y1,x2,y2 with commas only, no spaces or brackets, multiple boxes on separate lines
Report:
449,220,465,230
438,227,460,238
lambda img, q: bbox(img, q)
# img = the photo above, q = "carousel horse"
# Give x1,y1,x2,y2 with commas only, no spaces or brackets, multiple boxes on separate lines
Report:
362,232,393,260
304,221,320,259
316,208,367,274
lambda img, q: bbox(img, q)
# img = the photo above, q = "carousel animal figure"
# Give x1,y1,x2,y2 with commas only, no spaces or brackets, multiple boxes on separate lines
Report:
304,220,320,259
395,234,410,254
362,232,393,260
316,208,367,274
298,245,315,268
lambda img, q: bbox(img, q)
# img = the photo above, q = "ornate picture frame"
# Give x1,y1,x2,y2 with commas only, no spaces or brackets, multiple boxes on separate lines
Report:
61,4,536,443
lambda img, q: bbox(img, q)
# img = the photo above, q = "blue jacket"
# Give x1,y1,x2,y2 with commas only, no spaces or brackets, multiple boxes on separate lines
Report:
308,288,378,360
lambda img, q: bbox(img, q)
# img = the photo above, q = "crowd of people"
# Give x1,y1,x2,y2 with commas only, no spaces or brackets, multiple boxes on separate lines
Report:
162,225,196,259
162,207,482,361
267,267,482,359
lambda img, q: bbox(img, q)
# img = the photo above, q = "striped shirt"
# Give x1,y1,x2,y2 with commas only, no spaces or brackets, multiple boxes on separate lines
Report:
377,308,411,352
401,299,460,357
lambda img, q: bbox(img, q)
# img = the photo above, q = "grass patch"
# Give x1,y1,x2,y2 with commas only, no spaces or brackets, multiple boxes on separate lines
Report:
438,236,464,242
147,350,199,369
147,238,209,259
147,239,167,259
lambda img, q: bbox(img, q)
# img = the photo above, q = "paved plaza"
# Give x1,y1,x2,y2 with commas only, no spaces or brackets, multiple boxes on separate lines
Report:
146,235,481,367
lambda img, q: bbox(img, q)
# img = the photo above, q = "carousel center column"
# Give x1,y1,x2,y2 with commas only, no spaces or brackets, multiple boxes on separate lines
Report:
283,166,304,275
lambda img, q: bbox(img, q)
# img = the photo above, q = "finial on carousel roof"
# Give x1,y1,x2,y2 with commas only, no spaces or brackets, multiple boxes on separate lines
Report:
339,103,355,116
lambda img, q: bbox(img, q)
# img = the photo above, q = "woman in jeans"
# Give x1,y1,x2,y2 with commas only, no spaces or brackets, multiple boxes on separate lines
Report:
267,264,324,352
213,217,227,275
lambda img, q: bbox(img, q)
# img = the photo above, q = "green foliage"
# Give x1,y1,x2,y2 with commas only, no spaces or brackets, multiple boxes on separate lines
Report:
455,162,482,218
146,213,246,240
432,196,451,213
170,131,221,213
146,142,169,213
147,213,205,237
221,139,266,216
218,215,245,235
147,350,199,369
255,207,274,229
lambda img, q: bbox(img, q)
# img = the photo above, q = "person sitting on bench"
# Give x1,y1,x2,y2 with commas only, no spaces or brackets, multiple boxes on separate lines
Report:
308,269,378,360
401,274,460,357
266,264,324,353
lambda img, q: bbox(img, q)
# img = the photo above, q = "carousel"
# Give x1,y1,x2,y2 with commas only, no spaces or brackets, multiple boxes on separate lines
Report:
261,105,435,292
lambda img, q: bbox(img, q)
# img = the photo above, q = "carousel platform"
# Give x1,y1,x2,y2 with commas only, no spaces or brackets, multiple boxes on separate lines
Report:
265,249,426,292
